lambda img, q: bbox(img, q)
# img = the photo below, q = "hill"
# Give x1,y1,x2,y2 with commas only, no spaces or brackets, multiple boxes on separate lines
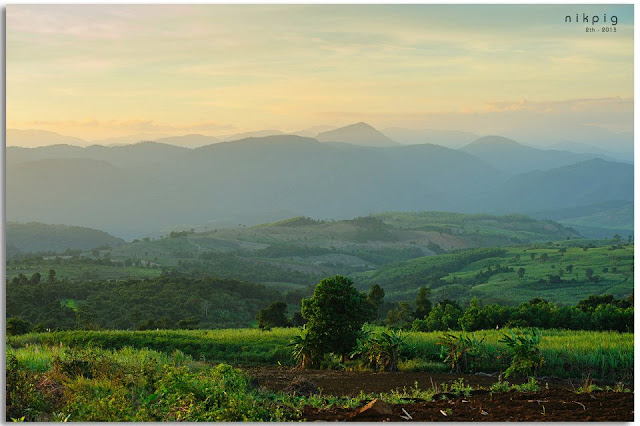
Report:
7,129,87,147
7,212,579,290
6,135,631,238
492,159,633,213
7,141,191,167
461,136,607,175
154,134,220,148
6,222,124,255
316,122,398,147
354,240,633,305
7,136,500,237
531,200,633,239
382,127,478,148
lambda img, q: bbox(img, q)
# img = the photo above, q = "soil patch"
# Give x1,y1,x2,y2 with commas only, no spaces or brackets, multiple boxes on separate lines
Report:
302,390,633,422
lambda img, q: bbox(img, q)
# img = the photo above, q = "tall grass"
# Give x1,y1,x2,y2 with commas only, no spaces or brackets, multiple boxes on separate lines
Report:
8,327,633,380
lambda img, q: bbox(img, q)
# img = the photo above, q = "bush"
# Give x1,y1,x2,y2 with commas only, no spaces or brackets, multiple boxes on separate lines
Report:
436,331,484,373
350,328,406,372
499,329,543,378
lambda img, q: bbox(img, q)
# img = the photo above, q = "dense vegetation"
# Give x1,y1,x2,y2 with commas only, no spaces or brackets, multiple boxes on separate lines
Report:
6,276,284,331
8,328,632,382
6,346,298,421
386,293,633,333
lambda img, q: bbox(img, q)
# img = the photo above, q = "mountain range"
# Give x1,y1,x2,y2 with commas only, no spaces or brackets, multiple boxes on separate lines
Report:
7,123,633,239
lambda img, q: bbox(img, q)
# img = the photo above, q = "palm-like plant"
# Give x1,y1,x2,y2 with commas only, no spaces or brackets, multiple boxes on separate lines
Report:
288,326,318,369
351,328,406,372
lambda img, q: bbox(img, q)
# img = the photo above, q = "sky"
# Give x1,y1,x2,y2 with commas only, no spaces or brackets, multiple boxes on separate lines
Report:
6,4,635,143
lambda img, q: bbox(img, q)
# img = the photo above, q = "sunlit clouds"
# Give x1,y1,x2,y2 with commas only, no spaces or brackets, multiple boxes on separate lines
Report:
7,4,634,142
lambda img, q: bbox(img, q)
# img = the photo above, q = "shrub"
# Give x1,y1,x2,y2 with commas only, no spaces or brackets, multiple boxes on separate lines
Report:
499,329,543,378
436,331,484,373
351,328,406,372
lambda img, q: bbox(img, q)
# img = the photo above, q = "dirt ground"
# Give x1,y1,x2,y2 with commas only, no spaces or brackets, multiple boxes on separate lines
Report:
243,367,634,422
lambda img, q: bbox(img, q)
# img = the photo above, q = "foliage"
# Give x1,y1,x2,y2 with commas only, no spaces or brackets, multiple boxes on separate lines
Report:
499,329,544,378
257,301,291,330
386,302,414,329
5,346,296,421
301,276,374,359
351,328,406,372
7,318,33,336
511,377,541,392
8,327,633,381
289,326,319,368
7,276,284,330
435,331,485,373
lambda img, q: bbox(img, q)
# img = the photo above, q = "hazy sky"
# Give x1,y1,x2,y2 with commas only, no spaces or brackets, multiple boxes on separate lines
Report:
7,4,634,141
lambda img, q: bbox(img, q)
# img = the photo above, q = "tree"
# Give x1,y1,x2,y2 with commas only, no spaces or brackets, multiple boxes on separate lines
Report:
256,301,291,330
7,317,32,336
48,269,56,283
424,300,463,331
414,286,432,320
566,264,574,274
367,284,385,320
29,272,41,285
301,276,373,361
386,302,414,329
540,253,549,263
176,317,199,330
530,253,536,260
585,268,594,281
517,267,525,279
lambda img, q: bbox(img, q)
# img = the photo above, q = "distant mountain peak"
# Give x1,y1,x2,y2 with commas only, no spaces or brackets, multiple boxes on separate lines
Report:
316,122,398,147
464,135,523,149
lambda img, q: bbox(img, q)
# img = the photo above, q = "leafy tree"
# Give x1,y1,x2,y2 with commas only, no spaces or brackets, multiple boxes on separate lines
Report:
529,253,536,260
458,297,482,331
424,300,463,331
577,294,616,312
386,301,414,329
301,276,373,361
256,301,291,330
585,268,594,281
366,284,385,320
29,272,41,285
566,264,574,273
517,267,525,279
7,317,32,336
540,253,549,263
48,269,56,283
176,317,200,330
414,286,432,320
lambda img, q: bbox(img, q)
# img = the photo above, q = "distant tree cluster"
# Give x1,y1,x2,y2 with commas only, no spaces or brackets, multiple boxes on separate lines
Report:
6,274,285,334
386,290,633,333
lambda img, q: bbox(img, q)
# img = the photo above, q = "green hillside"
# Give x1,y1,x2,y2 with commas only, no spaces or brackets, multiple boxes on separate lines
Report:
354,240,633,305
6,222,125,255
10,212,577,285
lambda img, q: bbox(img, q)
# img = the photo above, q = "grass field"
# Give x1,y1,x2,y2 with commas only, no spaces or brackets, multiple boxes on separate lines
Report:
8,327,632,381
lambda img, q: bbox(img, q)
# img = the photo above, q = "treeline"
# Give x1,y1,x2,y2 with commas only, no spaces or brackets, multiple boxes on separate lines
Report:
6,275,285,334
386,290,633,333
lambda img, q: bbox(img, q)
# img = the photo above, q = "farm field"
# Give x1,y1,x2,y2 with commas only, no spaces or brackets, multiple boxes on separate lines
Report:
9,328,633,381
6,328,633,422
